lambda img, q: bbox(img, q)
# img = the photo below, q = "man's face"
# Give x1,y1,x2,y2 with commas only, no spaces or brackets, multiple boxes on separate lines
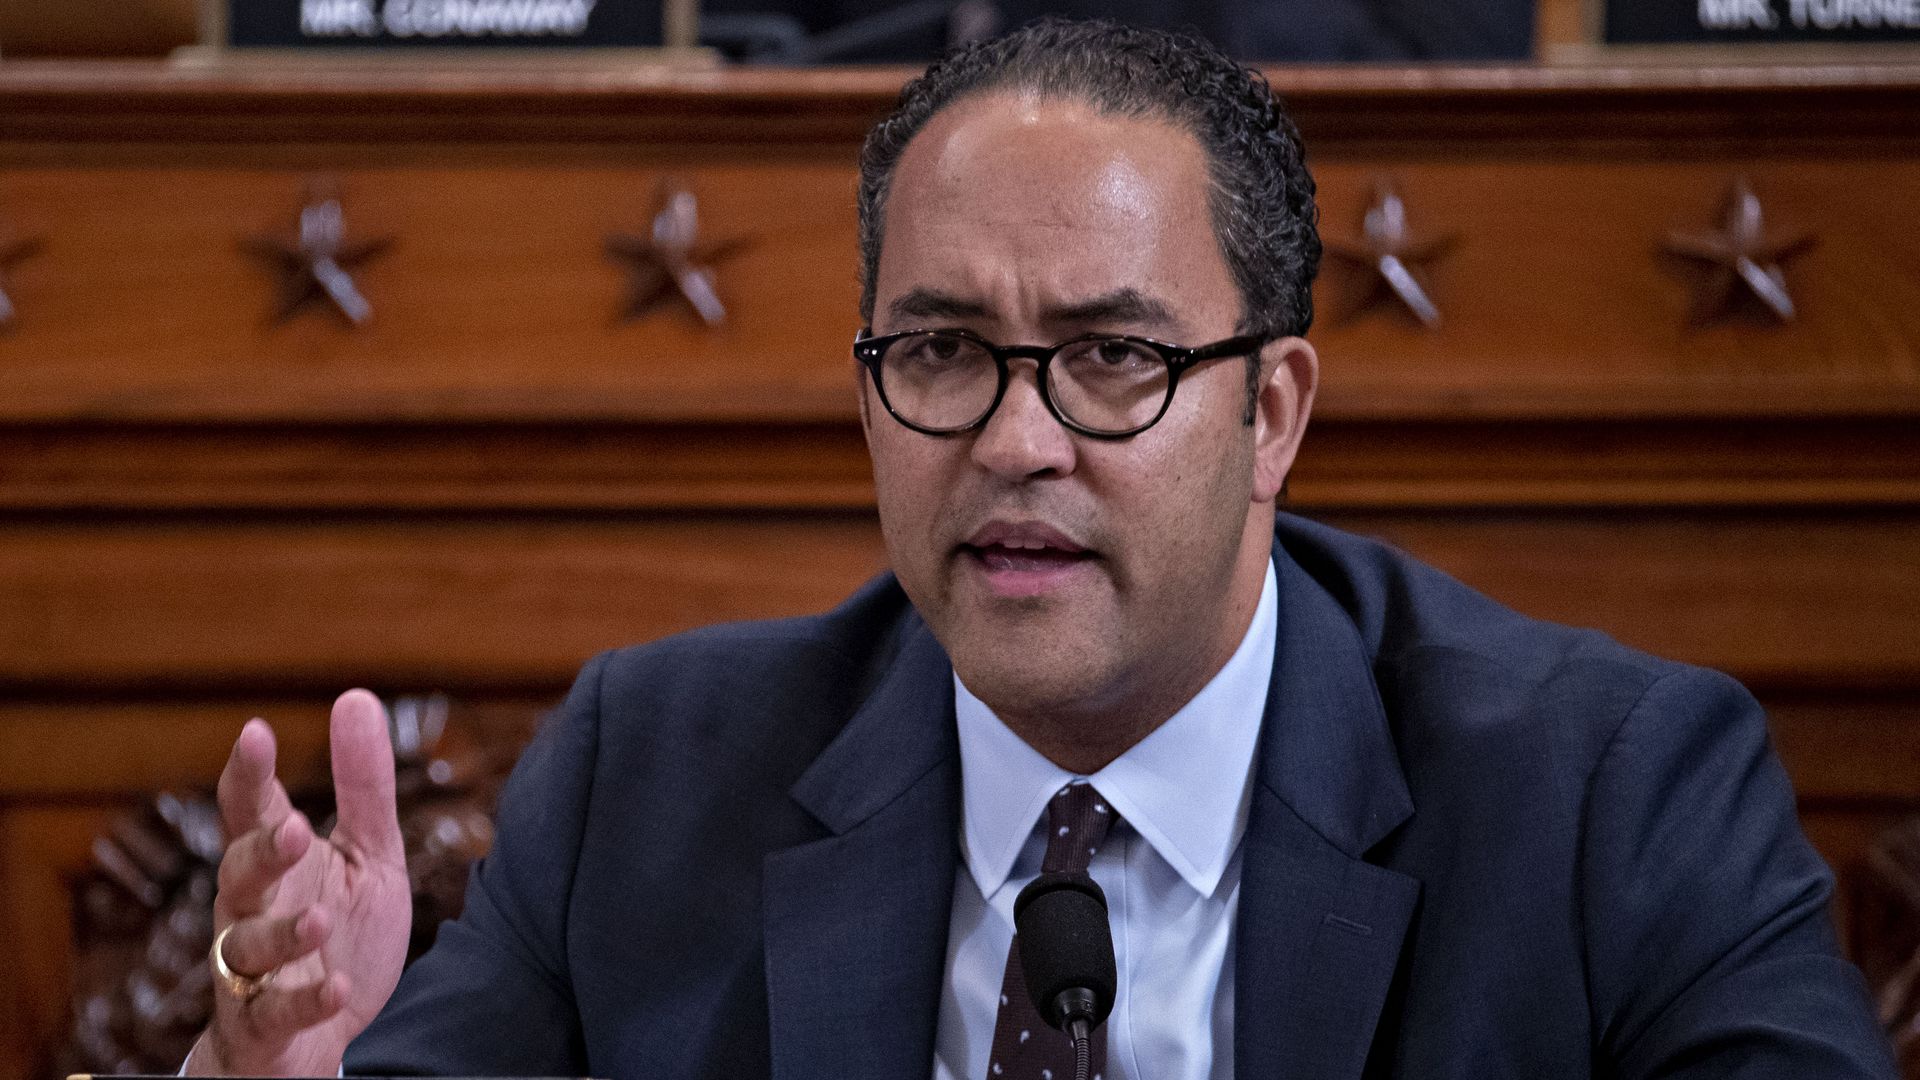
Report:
862,91,1308,733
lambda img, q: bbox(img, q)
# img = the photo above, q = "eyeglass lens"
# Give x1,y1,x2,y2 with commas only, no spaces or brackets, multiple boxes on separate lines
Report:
877,332,1171,433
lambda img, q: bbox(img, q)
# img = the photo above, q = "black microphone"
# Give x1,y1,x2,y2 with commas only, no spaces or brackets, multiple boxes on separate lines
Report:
1013,870,1116,1080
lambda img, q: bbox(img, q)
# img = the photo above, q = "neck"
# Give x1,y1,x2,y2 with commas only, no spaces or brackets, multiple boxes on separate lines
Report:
1002,701,1177,776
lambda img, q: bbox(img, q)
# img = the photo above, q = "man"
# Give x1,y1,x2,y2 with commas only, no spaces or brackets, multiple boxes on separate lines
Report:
184,19,1896,1080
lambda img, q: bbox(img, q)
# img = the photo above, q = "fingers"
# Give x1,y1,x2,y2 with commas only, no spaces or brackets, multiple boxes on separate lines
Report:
219,906,330,979
217,718,294,843
202,906,351,1071
329,689,404,862
216,810,314,919
233,971,351,1044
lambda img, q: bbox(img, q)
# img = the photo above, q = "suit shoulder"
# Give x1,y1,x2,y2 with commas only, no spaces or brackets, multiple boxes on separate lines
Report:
1274,512,1711,755
1279,511,1681,679
1277,516,1780,888
583,570,917,742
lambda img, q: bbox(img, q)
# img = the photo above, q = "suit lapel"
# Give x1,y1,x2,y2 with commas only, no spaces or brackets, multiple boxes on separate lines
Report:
763,615,960,1080
1236,547,1422,1080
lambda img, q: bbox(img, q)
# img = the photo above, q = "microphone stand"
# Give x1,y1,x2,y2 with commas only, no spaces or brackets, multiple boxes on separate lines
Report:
1069,1017,1093,1080
1051,986,1100,1080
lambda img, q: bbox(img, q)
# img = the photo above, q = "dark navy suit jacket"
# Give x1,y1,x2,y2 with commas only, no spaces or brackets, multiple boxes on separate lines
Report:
347,513,1896,1078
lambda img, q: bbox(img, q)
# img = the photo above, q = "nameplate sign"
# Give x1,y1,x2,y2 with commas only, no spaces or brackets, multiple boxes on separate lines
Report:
215,0,664,49
1604,0,1920,43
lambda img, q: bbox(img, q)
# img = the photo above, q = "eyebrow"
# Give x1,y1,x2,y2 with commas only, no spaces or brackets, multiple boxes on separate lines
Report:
1045,289,1178,332
886,289,993,324
884,287,1180,333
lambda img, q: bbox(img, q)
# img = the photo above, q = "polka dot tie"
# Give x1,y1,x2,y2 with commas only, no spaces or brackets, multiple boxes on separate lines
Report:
985,782,1118,1080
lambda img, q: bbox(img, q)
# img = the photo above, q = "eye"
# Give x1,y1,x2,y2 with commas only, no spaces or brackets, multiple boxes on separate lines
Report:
1094,339,1155,366
894,333,977,366
1062,338,1159,371
925,336,964,360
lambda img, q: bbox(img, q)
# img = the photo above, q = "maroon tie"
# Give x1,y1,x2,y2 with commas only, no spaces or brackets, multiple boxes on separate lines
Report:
986,782,1118,1080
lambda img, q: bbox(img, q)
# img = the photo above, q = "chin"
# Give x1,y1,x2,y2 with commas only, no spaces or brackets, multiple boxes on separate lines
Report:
917,577,1125,705
951,639,1112,722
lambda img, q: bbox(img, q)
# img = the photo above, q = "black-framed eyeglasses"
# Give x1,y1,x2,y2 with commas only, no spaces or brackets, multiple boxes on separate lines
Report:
853,327,1269,439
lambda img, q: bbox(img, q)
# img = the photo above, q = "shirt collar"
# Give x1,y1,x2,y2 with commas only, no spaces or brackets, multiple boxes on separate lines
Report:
953,557,1277,901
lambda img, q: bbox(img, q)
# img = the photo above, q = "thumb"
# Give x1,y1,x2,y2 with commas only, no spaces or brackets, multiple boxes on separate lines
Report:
329,688,404,863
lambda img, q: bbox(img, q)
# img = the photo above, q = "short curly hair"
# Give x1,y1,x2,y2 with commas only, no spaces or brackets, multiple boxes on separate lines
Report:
857,17,1322,355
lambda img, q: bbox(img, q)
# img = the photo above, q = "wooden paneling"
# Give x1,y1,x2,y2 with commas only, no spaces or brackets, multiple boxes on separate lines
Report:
8,62,1920,151
1308,160,1920,418
0,510,1911,692
0,805,123,1080
1765,692,1920,955
4,418,1920,514
0,695,554,798
1295,418,1920,508
0,514,889,692
1803,808,1920,954
0,2,197,58
1769,694,1920,803
0,423,880,512
1321,510,1920,690
0,165,865,424
2,160,1919,422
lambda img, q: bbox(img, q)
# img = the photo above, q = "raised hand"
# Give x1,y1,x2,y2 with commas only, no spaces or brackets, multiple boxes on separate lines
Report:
187,689,413,1076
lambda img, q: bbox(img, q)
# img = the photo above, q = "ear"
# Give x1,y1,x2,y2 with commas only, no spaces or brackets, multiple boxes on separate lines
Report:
1250,336,1318,504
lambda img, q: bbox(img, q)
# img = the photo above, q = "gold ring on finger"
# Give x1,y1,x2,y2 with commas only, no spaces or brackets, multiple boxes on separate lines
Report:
210,923,275,1003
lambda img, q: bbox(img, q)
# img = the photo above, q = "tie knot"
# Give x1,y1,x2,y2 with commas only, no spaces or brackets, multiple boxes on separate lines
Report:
1042,782,1116,874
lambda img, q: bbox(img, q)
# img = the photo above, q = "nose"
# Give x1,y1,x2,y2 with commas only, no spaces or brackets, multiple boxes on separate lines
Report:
969,360,1078,480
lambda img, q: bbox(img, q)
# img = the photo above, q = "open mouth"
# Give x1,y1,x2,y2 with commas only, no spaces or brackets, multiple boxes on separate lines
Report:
963,542,1098,574
958,522,1099,597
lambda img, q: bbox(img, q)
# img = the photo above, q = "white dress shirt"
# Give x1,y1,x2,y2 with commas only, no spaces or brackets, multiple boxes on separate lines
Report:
932,559,1277,1080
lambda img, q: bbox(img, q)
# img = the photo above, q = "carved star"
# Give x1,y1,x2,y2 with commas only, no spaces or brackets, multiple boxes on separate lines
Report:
0,227,45,331
1323,181,1460,329
1663,177,1816,326
606,184,750,328
243,187,393,327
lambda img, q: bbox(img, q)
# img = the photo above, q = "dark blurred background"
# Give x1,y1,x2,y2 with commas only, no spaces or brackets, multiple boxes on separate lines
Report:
696,0,1534,64
0,0,1536,61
